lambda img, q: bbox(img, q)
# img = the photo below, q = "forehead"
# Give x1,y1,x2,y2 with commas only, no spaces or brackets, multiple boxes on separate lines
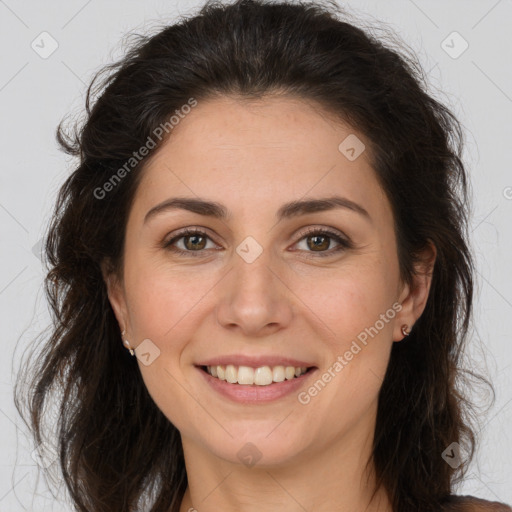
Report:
131,95,391,225
153,94,364,161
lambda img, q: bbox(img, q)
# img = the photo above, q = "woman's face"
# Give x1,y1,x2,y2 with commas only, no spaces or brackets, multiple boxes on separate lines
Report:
106,95,432,468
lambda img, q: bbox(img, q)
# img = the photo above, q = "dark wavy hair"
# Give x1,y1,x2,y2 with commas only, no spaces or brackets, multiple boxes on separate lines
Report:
14,0,492,510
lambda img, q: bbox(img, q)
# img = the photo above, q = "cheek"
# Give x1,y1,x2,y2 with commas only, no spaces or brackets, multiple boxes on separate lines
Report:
295,259,398,343
295,258,398,408
124,259,217,340
123,264,208,429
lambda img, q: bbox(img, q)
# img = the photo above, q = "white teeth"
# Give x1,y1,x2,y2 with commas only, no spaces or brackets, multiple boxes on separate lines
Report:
285,366,296,380
272,365,285,382
254,366,273,386
225,364,238,383
206,364,309,386
237,366,254,385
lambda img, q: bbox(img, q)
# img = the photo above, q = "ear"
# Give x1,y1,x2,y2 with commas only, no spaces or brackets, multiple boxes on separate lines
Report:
101,259,130,335
393,240,437,342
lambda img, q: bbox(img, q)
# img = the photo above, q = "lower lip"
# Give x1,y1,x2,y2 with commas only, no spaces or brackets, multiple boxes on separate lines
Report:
196,366,317,403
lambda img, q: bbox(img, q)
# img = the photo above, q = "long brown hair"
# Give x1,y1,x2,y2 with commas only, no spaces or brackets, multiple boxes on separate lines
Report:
14,1,491,510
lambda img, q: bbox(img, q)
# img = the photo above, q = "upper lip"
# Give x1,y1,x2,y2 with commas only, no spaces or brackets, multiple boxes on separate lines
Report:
196,355,316,368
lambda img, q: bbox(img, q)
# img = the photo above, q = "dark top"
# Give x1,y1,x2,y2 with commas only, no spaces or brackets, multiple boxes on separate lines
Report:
442,495,512,511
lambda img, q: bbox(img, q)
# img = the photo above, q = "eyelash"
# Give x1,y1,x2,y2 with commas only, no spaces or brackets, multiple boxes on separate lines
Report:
162,227,353,259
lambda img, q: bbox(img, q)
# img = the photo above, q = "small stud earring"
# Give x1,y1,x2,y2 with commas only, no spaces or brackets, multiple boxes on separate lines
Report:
121,330,135,356
401,324,411,338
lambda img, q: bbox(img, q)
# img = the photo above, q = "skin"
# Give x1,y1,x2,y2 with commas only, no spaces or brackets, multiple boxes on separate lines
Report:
103,95,436,512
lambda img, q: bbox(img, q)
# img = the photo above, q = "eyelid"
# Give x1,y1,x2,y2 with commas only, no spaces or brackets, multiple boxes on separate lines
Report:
290,226,353,258
162,226,221,251
162,225,353,257
294,225,346,241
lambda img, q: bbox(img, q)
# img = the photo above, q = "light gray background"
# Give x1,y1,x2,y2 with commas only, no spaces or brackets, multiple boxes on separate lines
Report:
1,0,511,510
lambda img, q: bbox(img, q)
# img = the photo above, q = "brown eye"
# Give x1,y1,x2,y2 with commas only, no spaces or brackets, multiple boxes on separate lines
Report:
163,227,353,259
294,228,353,258
163,228,217,257
306,234,331,251
182,233,207,250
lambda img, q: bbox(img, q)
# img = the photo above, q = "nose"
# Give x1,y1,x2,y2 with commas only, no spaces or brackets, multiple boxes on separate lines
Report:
215,248,294,338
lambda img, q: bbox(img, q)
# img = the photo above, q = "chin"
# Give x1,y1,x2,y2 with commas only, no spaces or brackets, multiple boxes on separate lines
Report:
200,426,314,468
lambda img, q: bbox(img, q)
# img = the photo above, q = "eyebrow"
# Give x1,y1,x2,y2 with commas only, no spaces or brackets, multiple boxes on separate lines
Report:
143,195,371,224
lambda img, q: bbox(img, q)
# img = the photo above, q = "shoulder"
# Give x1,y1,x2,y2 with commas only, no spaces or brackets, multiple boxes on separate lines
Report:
441,495,512,512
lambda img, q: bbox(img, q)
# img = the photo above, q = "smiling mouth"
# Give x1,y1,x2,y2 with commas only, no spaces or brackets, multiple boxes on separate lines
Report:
200,364,315,386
